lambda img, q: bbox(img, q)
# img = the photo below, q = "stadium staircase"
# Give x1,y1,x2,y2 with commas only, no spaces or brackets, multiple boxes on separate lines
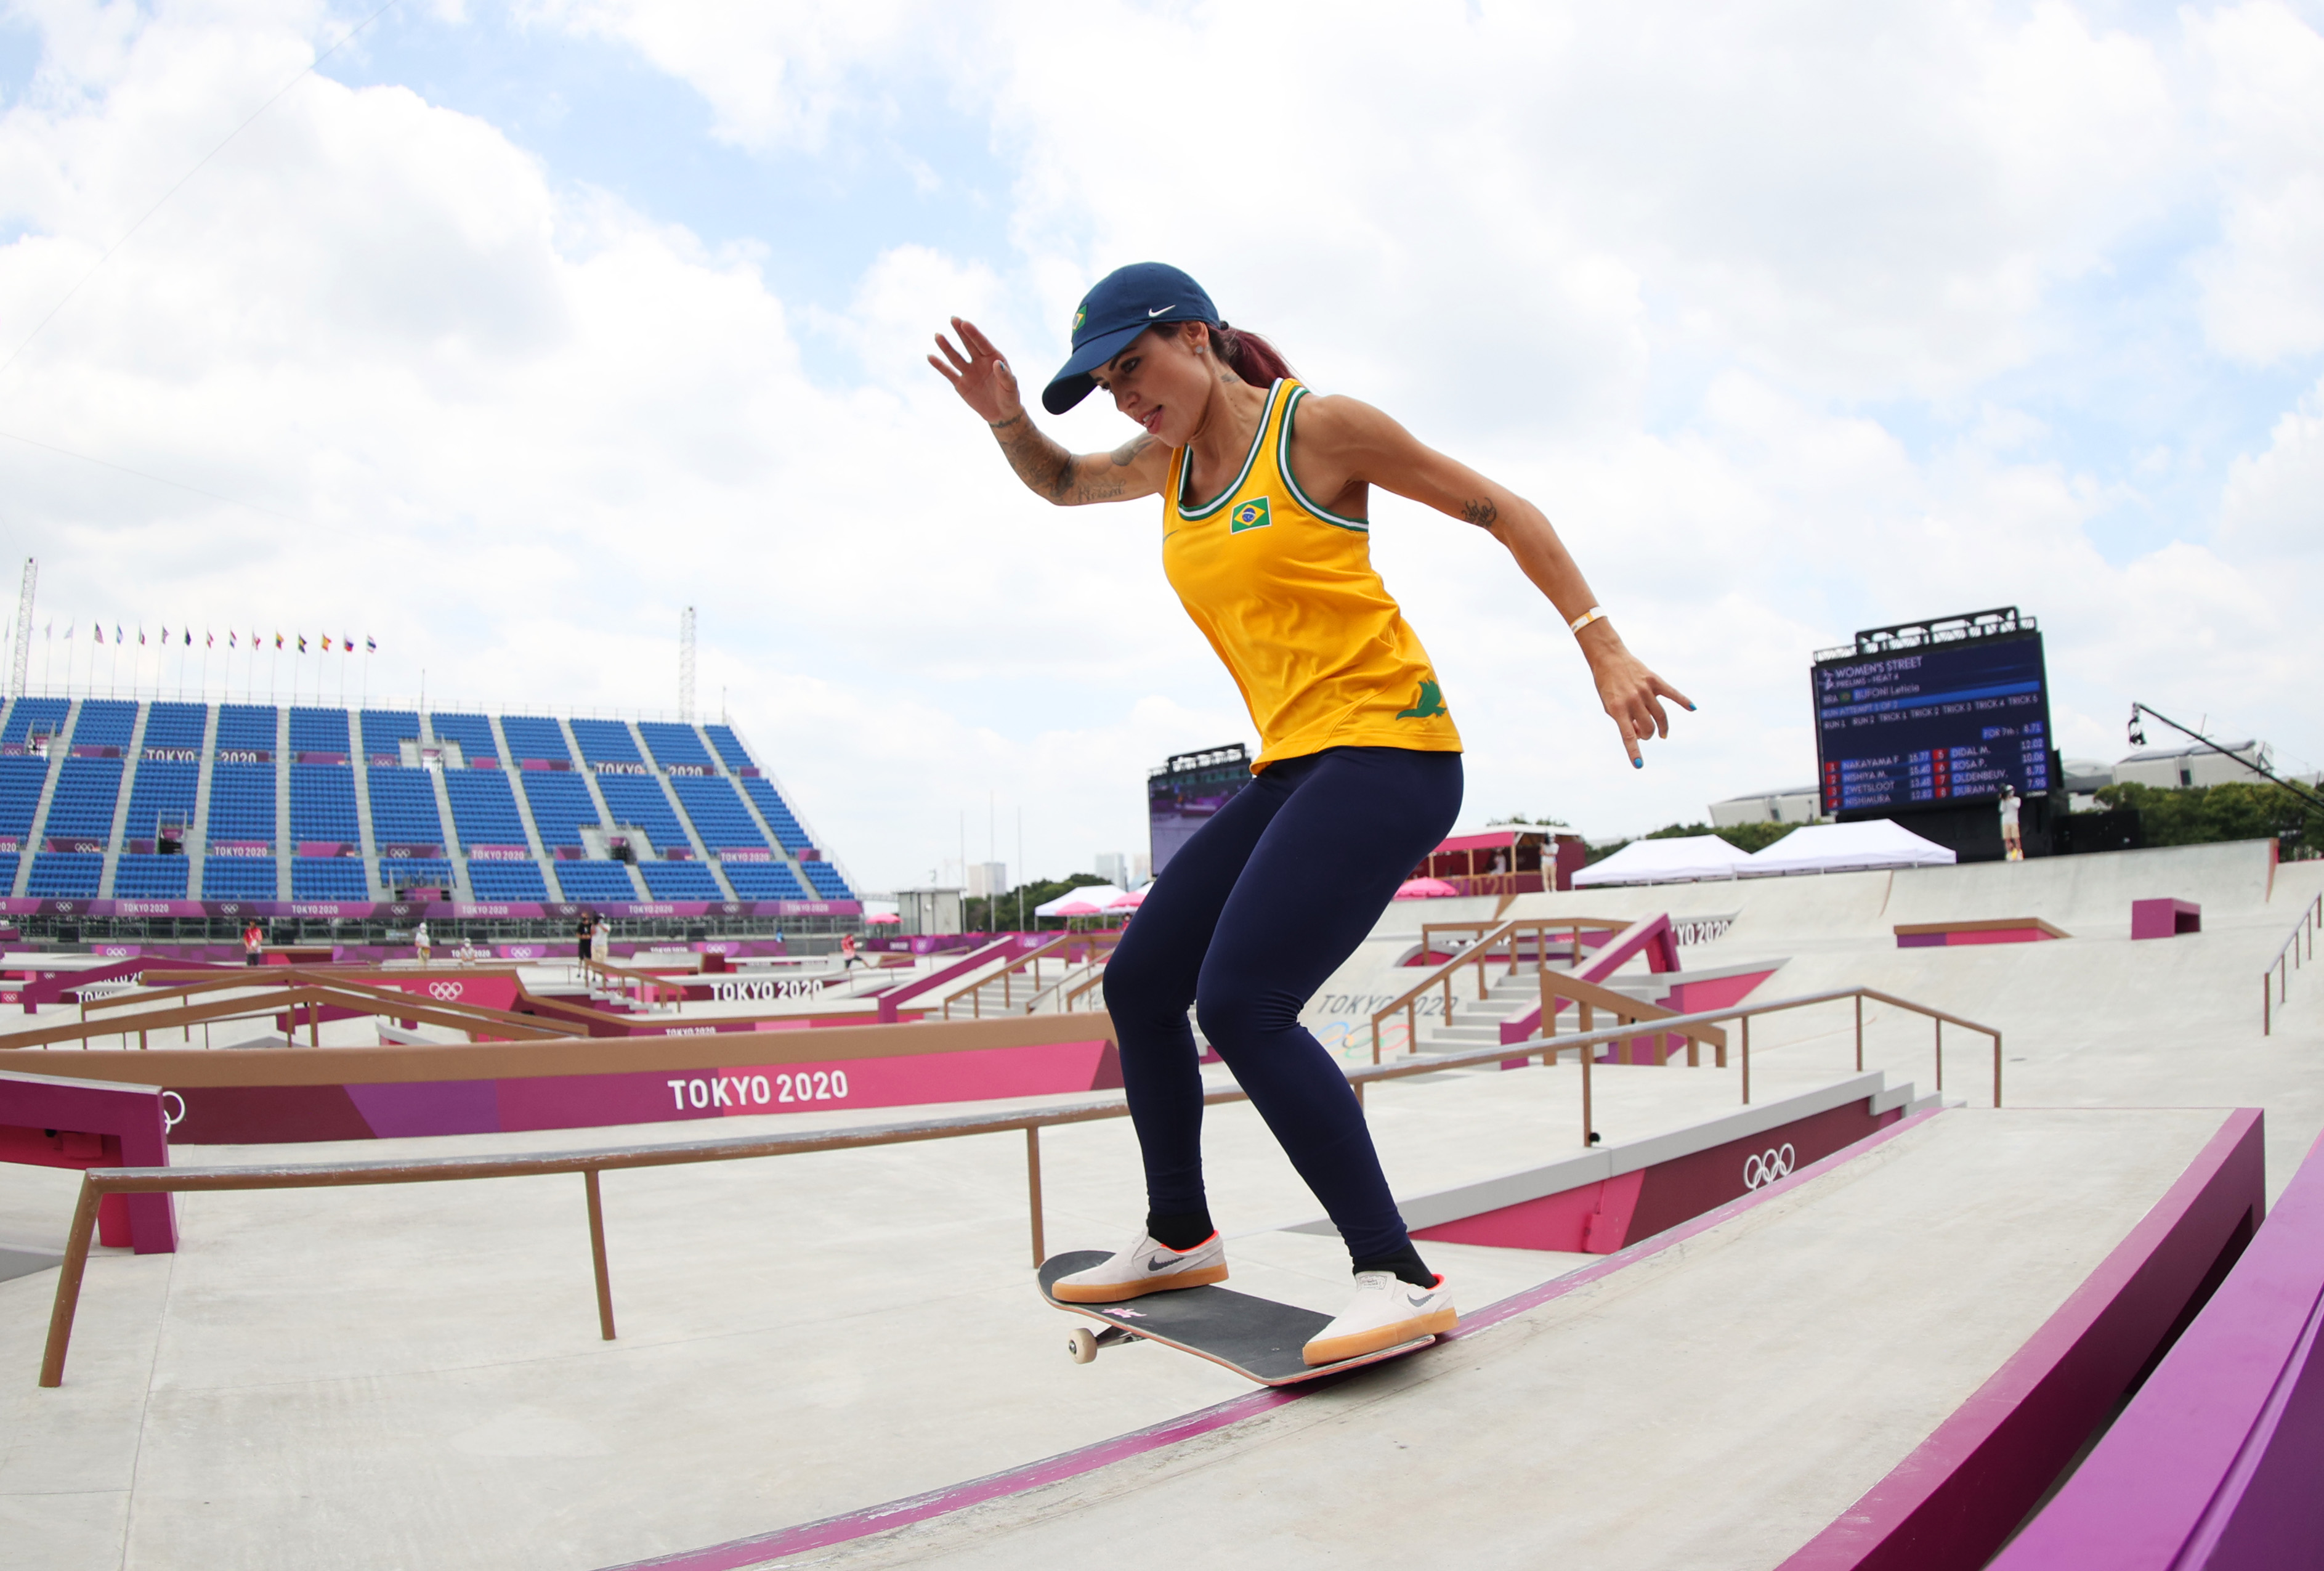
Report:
18,700,71,898
95,702,151,898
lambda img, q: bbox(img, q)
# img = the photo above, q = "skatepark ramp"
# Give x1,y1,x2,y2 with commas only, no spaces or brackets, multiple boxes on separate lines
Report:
595,1106,2263,1570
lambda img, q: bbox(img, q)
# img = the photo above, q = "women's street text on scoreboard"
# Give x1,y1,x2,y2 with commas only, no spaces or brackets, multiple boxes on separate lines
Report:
1812,633,2052,813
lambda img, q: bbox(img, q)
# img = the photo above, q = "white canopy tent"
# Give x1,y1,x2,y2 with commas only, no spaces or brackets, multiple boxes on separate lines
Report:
1034,884,1127,918
1571,835,1755,887
1743,819,1956,876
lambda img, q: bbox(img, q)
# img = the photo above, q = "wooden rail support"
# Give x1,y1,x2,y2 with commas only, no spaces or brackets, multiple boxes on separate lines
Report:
39,1176,101,1388
1025,1127,1045,1268
585,1169,616,1341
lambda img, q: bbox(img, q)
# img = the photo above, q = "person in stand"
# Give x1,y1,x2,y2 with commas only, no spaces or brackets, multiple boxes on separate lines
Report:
241,918,263,967
1999,784,2023,861
412,919,432,966
931,263,1689,1365
576,912,596,976
590,915,611,975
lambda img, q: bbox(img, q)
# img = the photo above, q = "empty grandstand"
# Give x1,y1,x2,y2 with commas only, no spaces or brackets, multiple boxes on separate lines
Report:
0,696,857,946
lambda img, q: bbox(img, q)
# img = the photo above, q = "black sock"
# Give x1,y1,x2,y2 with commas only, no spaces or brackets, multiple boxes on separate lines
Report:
1352,1242,1436,1290
1146,1208,1215,1251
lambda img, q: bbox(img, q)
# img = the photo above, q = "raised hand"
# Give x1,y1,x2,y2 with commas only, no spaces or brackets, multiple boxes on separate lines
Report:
1590,644,1694,768
929,317,1024,426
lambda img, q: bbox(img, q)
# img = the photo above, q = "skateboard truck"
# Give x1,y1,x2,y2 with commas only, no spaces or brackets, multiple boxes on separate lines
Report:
1066,1325,1144,1364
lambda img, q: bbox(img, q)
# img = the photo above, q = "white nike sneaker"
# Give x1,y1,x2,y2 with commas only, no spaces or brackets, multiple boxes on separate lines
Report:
1051,1230,1229,1304
1302,1272,1458,1366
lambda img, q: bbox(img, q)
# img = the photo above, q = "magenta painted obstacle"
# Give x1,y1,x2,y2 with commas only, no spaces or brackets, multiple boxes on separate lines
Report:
2131,898,2201,940
1988,1122,2324,1570
1778,1109,2265,1571
0,1068,176,1252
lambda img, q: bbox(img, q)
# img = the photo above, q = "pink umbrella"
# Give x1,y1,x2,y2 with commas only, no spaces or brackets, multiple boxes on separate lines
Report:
1045,898,1112,918
1395,877,1460,899
1104,887,1148,912
863,911,901,924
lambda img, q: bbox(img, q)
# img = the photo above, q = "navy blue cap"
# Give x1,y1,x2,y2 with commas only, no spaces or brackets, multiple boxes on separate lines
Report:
1042,262,1218,415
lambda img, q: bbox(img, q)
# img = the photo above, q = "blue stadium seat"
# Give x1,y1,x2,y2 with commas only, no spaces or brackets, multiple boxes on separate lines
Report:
703,724,754,772
740,776,812,851
1,697,69,745
431,713,498,762
112,855,189,899
123,760,198,842
803,862,853,899
466,861,549,901
288,707,351,753
205,761,276,845
358,710,419,759
0,757,49,838
569,718,643,766
289,765,359,842
39,758,122,841
594,774,692,852
140,702,209,750
292,859,370,899
443,769,527,850
640,861,723,899
638,721,715,768
201,857,278,899
378,856,451,890
28,853,103,897
500,716,570,764
722,862,808,901
521,771,597,846
670,776,767,851
555,861,640,902
214,704,278,752
366,768,445,847
0,852,17,894
69,699,137,748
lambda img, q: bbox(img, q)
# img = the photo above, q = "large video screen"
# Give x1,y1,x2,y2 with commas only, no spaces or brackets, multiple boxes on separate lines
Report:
1148,746,1253,876
1813,631,2052,814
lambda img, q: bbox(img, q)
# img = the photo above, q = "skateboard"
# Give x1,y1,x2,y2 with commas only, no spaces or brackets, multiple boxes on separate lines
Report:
1037,1250,1438,1386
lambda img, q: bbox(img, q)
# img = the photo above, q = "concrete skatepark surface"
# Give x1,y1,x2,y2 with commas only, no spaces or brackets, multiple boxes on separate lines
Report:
0,839,2318,1569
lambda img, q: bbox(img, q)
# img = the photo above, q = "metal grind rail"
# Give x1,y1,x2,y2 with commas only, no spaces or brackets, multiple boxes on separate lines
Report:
2264,892,2322,1036
31,983,1998,1388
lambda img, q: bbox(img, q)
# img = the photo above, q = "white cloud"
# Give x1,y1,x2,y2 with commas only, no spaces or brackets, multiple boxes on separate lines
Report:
2190,1,2324,363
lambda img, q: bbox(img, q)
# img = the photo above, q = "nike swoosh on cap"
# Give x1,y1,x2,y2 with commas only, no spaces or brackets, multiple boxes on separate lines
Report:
1147,306,1174,317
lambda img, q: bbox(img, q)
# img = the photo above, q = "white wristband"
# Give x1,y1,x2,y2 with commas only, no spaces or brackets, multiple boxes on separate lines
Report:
1568,606,1606,634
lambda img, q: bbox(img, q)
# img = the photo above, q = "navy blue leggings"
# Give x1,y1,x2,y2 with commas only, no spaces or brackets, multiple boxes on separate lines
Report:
1101,746,1464,1264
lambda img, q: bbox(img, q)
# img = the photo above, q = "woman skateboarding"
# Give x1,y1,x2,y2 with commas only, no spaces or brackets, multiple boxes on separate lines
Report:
931,263,1689,1365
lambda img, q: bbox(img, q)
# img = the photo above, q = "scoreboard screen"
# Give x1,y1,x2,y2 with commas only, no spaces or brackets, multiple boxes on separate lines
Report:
1812,631,2052,814
1148,744,1253,877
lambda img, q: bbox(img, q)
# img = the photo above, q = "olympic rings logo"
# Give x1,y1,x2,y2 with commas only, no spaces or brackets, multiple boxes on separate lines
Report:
1743,1143,1797,1190
426,982,466,1001
161,1091,185,1131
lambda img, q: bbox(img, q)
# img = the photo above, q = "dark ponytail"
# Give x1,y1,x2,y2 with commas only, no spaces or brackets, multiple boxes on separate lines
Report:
1205,322,1294,386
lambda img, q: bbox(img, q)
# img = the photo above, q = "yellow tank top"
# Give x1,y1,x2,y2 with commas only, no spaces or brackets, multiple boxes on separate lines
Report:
1163,379,1462,770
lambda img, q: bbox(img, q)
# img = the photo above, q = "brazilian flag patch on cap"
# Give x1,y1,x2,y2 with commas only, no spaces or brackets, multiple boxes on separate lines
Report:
1229,497,1271,534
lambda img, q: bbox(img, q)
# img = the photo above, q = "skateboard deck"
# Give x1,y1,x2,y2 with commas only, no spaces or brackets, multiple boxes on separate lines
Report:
1038,1250,1437,1386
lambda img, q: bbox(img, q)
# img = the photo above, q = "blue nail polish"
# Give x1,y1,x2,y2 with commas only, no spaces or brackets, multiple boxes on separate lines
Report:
1632,757,1643,769
1684,702,1696,712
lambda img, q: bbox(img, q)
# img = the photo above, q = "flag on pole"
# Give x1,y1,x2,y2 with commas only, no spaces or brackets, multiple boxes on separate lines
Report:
158,625,167,643
207,631,215,648
94,624,103,644
365,636,376,653
183,628,190,646
228,631,237,649
139,628,147,646
298,635,307,654
115,625,123,643
342,633,352,653
322,635,332,652
63,622,73,641
274,632,283,649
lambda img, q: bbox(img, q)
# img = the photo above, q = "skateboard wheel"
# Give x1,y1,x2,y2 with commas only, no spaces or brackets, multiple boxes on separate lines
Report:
1067,1327,1099,1364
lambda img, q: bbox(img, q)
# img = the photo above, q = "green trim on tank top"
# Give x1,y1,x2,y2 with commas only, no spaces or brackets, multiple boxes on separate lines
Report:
1277,385,1370,532
1175,379,1287,520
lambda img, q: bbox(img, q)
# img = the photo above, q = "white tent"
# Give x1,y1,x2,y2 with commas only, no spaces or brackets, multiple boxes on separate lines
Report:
1571,835,1755,887
1743,819,1955,876
1034,883,1126,917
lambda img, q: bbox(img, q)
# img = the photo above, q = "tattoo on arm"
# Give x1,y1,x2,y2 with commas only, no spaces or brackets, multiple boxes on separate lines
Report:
992,416,1138,503
1462,499,1500,530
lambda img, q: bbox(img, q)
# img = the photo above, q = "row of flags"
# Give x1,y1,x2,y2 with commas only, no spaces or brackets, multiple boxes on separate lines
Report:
42,623,379,653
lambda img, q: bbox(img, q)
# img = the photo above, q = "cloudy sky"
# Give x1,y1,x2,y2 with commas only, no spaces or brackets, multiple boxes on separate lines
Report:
1,0,2318,891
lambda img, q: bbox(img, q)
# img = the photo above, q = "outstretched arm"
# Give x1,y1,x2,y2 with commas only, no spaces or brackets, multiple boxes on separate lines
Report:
929,317,1170,506
1292,394,1694,766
